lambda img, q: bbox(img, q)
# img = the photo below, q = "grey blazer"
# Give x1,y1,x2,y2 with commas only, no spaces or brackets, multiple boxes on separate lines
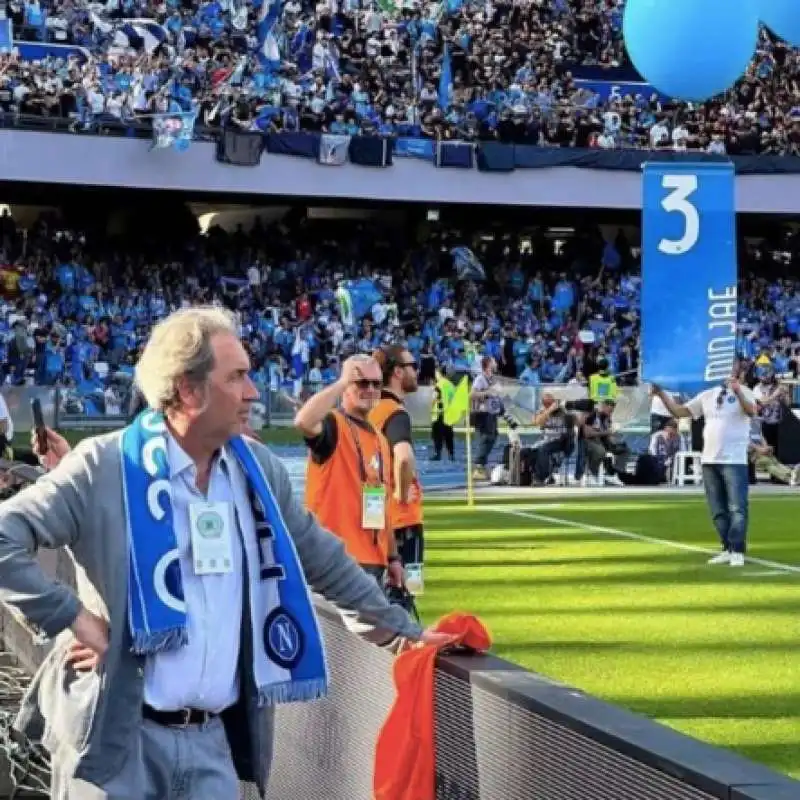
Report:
0,432,423,795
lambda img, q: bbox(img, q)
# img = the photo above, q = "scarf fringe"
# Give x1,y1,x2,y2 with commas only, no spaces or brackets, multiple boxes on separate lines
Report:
258,678,328,707
131,627,189,656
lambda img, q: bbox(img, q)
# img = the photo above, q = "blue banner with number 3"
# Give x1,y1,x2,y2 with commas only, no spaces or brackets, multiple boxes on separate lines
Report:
640,161,738,394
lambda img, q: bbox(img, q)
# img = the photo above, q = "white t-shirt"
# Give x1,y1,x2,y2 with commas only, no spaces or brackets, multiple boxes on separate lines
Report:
686,386,756,465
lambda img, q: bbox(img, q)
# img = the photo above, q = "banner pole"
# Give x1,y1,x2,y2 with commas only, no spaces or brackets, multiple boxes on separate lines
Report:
465,418,475,507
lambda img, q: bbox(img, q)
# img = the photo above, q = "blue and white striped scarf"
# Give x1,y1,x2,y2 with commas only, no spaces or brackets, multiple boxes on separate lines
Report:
121,410,328,706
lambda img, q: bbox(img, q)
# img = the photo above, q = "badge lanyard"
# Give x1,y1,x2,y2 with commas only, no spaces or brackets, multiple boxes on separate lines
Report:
344,414,385,485
344,415,385,538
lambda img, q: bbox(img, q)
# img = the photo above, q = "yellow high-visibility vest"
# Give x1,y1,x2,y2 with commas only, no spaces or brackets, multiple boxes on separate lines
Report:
589,373,617,403
432,377,455,421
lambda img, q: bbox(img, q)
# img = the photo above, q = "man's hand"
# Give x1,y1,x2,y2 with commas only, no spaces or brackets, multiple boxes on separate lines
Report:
338,356,370,387
387,559,404,588
419,628,458,649
68,608,109,672
395,482,419,506
727,378,742,394
32,427,71,472
397,627,459,655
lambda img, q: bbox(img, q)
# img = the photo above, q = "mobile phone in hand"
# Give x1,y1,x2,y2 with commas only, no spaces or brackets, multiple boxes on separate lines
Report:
31,399,48,455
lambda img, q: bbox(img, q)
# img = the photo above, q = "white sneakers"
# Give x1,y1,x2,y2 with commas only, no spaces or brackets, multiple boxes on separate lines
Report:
707,551,745,567
707,551,731,565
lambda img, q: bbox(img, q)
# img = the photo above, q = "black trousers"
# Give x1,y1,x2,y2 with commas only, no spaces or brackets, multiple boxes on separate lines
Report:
395,524,424,564
763,422,779,450
431,419,454,458
534,438,570,482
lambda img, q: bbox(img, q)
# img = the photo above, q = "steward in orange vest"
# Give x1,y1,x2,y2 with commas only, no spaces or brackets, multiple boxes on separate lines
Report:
295,355,403,587
369,346,425,595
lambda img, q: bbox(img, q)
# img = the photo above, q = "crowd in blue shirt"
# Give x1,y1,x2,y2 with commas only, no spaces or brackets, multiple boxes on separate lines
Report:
0,210,798,417
3,0,800,154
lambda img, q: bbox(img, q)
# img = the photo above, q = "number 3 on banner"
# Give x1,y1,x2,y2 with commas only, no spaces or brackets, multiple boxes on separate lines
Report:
658,174,699,256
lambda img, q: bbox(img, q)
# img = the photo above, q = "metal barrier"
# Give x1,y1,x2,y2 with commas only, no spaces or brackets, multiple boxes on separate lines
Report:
7,381,797,437
264,382,655,432
0,546,798,799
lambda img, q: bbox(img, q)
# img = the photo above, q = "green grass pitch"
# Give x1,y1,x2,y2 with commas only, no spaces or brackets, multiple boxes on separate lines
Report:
417,494,800,779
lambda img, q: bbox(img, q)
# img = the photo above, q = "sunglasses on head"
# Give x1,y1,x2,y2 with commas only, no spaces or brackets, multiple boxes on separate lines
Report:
354,378,382,390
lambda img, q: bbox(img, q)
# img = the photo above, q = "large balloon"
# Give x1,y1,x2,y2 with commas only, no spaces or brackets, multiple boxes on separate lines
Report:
623,0,760,102
759,0,800,47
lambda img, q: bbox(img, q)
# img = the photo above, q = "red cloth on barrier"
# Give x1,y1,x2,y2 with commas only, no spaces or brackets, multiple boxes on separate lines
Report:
373,613,492,800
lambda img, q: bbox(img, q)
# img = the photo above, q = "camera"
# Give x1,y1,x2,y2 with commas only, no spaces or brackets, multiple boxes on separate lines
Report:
386,585,420,624
563,399,595,413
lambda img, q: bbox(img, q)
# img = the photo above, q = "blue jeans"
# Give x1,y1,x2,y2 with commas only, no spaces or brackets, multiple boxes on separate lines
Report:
702,463,749,553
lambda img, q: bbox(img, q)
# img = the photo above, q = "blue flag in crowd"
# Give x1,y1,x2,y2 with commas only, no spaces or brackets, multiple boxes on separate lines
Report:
0,19,12,54
90,14,169,53
290,24,314,75
346,278,383,320
256,0,282,69
641,162,738,394
451,246,485,281
439,43,452,111
151,112,196,152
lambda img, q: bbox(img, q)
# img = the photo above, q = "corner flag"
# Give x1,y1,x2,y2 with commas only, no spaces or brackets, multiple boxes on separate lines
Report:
444,376,469,426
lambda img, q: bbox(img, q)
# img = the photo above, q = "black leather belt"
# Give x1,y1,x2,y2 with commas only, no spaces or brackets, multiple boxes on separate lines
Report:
142,703,218,727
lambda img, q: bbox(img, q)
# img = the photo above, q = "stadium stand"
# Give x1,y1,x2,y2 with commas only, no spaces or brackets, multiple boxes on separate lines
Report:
0,210,797,406
0,0,798,155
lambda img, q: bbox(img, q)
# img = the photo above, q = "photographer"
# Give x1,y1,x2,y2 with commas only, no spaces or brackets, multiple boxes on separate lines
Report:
531,393,576,485
578,399,628,485
753,370,788,449
471,357,520,480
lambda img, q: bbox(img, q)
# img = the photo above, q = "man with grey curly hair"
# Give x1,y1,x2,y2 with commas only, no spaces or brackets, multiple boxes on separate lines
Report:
0,306,450,799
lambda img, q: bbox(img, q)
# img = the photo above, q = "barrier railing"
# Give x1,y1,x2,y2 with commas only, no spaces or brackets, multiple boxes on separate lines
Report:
263,381,655,433
2,381,797,440
0,546,798,799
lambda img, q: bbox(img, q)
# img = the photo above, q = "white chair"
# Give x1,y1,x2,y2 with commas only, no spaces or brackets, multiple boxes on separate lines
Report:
672,451,703,487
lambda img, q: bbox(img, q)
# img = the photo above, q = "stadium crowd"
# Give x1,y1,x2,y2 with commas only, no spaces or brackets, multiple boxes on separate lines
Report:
2,0,800,153
0,209,798,411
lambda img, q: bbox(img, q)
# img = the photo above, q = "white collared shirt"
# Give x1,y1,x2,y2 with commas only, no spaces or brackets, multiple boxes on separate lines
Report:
143,435,256,712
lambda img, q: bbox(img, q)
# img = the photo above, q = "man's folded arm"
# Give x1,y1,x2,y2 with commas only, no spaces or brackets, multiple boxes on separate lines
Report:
0,445,90,640
263,446,423,647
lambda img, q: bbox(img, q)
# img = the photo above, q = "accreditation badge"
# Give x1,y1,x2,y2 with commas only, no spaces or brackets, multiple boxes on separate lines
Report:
189,501,234,575
362,486,386,530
